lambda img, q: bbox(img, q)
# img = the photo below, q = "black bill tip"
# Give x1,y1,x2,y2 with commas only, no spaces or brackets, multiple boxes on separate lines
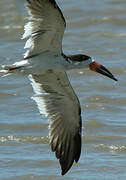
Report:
96,65,118,82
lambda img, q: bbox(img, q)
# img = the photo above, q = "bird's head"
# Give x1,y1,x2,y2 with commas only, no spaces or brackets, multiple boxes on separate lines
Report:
68,54,117,81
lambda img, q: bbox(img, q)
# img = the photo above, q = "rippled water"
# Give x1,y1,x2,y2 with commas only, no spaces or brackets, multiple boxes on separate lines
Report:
0,0,126,179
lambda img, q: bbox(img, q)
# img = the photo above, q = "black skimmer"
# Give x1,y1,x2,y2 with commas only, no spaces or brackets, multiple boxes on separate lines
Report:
1,0,117,176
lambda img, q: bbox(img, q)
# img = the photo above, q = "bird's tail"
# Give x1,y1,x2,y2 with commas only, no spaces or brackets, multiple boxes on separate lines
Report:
0,64,23,76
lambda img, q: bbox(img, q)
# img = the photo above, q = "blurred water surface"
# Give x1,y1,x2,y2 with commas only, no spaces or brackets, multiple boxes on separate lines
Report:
0,0,126,179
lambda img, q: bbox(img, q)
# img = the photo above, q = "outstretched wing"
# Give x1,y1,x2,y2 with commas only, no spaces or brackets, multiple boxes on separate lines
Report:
29,70,82,175
23,0,66,57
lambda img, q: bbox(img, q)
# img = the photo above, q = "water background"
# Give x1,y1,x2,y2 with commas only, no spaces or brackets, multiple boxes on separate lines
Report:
0,0,126,179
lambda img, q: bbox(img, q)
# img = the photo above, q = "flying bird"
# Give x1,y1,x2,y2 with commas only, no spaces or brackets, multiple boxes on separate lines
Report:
1,0,117,175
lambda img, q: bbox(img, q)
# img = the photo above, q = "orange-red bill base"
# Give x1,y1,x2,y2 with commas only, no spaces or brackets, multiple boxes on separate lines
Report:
89,61,118,81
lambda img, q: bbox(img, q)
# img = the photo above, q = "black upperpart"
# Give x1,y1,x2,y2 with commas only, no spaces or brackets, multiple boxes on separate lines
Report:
62,53,91,62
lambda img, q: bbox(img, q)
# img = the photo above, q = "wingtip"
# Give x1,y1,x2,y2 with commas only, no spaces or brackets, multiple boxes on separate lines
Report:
59,134,81,175
61,171,66,176
61,163,73,176
61,170,68,176
74,133,81,163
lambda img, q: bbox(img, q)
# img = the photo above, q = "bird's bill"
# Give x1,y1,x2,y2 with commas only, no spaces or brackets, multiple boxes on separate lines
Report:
89,61,117,81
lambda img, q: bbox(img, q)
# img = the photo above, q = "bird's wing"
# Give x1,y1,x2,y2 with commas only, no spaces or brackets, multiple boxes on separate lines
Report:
29,70,82,175
23,0,66,57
